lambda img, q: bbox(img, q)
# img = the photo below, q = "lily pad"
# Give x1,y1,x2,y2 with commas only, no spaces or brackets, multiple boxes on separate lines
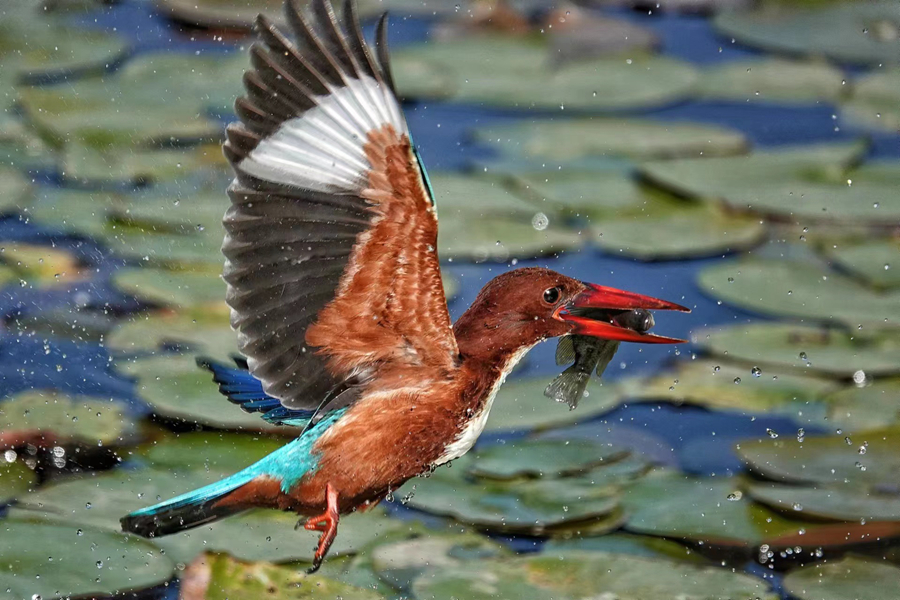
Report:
371,531,510,592
466,438,629,481
695,322,900,378
432,173,539,220
736,426,900,489
0,166,32,213
113,267,227,312
827,238,900,289
621,470,804,547
698,59,847,104
0,389,136,449
697,259,900,330
549,15,659,63
0,519,174,600
120,354,283,431
17,466,407,565
639,141,900,225
0,458,36,504
475,119,747,162
747,481,900,522
714,3,900,67
21,187,125,237
543,532,701,564
62,142,228,186
842,70,900,132
827,380,900,431
205,553,385,600
592,199,767,261
394,38,698,111
510,169,650,218
101,226,226,270
438,214,584,263
156,0,287,30
132,431,285,472
0,241,83,284
105,310,236,359
623,360,836,415
783,556,900,600
411,550,777,600
482,376,624,433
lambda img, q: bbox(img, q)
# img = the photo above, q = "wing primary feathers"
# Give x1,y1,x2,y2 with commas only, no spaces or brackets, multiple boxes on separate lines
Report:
374,13,396,94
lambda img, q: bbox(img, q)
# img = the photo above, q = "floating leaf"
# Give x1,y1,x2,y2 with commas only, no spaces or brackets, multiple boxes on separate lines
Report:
549,15,659,62
17,466,407,565
592,199,766,260
639,141,900,225
510,169,650,218
475,119,747,162
133,431,285,472
543,532,701,564
827,238,900,289
695,322,900,378
747,481,900,522
698,260,900,330
391,54,457,100
394,38,698,111
438,214,583,263
697,59,846,104
842,70,900,132
62,142,228,186
783,556,900,600
0,519,173,599
621,470,804,547
101,227,225,270
466,438,629,481
0,166,32,212
827,380,900,431
0,389,136,449
431,173,539,220
623,360,836,415
22,187,125,236
411,551,777,600
113,267,227,312
483,376,624,433
120,354,283,431
205,553,385,600
0,241,83,284
736,426,900,489
0,459,36,504
106,311,236,360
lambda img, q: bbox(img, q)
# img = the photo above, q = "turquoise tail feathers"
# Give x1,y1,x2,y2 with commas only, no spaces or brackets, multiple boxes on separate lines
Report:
121,408,349,538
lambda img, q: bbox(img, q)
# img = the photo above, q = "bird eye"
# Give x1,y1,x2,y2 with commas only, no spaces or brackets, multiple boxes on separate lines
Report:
542,287,561,304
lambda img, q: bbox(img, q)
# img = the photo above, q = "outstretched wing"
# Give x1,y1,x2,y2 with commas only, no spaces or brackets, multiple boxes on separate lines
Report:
222,0,458,410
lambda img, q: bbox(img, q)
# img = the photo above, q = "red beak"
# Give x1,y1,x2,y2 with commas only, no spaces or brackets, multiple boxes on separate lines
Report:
555,283,690,344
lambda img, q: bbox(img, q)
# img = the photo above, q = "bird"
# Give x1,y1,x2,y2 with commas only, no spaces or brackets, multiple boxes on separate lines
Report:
120,0,689,572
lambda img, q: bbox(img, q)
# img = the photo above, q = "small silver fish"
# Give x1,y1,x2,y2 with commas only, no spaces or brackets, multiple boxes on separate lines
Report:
544,309,655,409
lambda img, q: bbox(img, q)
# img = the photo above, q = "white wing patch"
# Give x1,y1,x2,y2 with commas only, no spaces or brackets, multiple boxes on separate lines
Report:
238,75,406,193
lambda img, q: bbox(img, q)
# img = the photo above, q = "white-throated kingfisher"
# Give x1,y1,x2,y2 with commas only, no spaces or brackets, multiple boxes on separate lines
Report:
120,0,689,572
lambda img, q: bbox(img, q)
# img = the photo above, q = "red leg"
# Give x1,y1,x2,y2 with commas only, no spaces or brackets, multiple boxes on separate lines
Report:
302,483,340,573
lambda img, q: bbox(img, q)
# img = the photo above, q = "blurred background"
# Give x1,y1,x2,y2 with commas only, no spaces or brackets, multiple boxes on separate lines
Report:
1,0,899,598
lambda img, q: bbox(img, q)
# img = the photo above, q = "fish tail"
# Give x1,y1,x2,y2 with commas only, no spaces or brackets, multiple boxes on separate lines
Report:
544,366,591,409
120,472,257,538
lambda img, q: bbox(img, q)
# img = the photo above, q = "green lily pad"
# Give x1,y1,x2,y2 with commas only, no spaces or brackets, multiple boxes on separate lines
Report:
22,187,125,237
640,141,900,225
623,360,836,416
698,59,847,104
784,556,900,600
404,466,625,536
0,117,56,172
0,241,83,285
120,354,283,431
509,169,650,219
101,226,226,270
62,142,229,186
132,431,285,472
827,380,900,431
713,3,900,67
695,322,900,378
0,389,136,448
105,310,235,359
621,470,804,547
432,173,539,220
438,214,584,263
475,119,747,162
0,519,174,600
392,54,457,100
842,70,900,132
0,166,32,213
747,481,900,522
736,426,900,489
17,466,408,565
156,0,286,30
543,532,702,564
371,531,510,592
0,458,36,504
482,375,624,433
827,238,900,289
698,259,900,330
206,553,385,600
113,267,227,311
411,550,777,600
592,199,767,260
466,438,629,481
394,38,698,111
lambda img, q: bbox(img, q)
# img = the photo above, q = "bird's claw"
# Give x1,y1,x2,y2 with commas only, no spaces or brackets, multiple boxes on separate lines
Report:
301,483,339,574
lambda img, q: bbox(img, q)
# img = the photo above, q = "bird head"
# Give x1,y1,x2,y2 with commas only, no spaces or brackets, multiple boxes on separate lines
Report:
454,267,689,360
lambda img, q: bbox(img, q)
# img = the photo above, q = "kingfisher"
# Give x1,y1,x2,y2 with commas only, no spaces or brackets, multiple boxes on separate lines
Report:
120,0,688,572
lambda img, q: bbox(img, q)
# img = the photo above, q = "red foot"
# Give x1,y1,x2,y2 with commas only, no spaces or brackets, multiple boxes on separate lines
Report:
303,483,339,573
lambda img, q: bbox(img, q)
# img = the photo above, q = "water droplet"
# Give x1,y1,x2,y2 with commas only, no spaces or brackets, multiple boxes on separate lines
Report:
531,212,549,231
726,491,742,501
85,502,92,509
733,377,741,384
727,277,734,283
799,352,808,360
751,366,761,377
792,502,803,511
713,365,720,372
96,561,103,569
766,428,778,438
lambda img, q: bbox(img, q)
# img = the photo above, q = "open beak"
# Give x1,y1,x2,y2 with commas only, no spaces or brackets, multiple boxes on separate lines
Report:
555,283,690,344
